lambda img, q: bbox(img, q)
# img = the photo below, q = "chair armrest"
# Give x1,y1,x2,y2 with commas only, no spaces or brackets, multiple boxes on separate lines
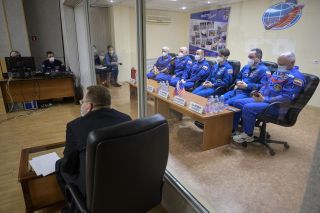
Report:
215,86,227,95
228,84,236,91
261,102,292,115
65,184,88,213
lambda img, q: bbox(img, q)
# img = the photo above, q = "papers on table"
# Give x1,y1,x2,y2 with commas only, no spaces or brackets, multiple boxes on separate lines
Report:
29,152,60,176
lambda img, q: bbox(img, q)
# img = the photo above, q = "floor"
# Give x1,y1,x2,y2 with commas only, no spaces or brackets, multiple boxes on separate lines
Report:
0,83,319,213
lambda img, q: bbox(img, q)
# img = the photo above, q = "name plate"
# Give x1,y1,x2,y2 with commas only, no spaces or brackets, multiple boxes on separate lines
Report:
173,96,186,106
189,102,204,114
129,78,136,84
158,90,169,99
147,85,155,93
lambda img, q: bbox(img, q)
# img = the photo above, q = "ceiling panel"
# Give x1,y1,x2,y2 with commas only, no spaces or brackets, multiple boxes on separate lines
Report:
90,0,247,11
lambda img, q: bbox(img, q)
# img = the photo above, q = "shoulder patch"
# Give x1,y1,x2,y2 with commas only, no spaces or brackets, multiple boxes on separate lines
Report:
293,78,303,87
227,69,233,74
203,66,208,70
187,61,192,64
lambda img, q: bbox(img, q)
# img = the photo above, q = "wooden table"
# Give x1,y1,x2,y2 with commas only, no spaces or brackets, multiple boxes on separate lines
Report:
0,76,75,104
18,142,66,213
129,79,239,150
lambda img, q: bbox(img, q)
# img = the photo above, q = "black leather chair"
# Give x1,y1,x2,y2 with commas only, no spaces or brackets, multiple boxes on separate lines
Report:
227,60,241,82
262,61,278,74
207,59,216,69
246,73,319,155
65,114,169,212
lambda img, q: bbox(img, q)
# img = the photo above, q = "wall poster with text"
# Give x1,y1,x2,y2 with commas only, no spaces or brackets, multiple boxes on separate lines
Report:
189,8,231,57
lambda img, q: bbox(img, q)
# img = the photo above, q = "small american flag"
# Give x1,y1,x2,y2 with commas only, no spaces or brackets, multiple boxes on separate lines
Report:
174,81,185,97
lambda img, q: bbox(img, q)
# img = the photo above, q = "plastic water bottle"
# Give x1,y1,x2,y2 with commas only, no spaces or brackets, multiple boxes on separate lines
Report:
207,96,213,114
165,81,169,92
214,95,219,113
219,95,225,111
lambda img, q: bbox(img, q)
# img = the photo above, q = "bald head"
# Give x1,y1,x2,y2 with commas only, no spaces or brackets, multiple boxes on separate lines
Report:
277,52,296,70
179,47,188,55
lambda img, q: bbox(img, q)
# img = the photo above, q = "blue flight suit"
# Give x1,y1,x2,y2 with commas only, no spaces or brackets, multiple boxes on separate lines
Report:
147,55,172,80
232,68,305,135
169,56,193,86
105,52,119,82
192,61,233,97
181,58,210,90
223,62,268,105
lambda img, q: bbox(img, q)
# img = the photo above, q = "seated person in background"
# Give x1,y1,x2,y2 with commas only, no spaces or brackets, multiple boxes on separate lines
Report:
105,45,122,87
223,48,267,105
93,45,101,65
232,52,305,143
180,49,210,90
55,85,131,210
169,47,193,86
42,51,63,73
147,46,172,80
9,50,21,58
192,48,233,97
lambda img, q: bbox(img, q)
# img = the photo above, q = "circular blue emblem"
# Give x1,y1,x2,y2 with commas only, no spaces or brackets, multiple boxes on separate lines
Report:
262,1,304,30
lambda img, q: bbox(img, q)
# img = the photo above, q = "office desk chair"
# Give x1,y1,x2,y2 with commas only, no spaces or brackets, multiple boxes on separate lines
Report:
245,73,319,156
262,61,278,74
65,114,169,212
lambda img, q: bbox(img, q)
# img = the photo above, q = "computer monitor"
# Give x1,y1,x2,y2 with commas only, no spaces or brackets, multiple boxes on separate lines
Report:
5,57,35,73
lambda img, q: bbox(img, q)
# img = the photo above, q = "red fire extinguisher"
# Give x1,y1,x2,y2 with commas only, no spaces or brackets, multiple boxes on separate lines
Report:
131,67,137,79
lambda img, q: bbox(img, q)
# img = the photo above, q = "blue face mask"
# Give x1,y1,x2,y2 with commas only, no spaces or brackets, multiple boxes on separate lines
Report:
277,65,288,73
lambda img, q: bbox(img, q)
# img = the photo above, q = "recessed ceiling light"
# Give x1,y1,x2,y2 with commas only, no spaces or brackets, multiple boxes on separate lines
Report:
170,0,178,1
181,6,187,10
207,1,211,3
109,0,114,3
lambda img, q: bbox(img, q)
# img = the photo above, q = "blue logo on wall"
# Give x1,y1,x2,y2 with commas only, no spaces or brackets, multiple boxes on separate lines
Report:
262,0,304,30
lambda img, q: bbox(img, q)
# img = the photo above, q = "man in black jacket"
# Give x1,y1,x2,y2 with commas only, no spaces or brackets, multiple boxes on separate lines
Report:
55,85,131,210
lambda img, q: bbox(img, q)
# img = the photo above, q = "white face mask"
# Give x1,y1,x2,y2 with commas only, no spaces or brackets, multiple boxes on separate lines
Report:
178,52,184,58
216,56,224,64
49,57,55,62
247,58,255,67
277,65,288,73
195,55,201,61
162,52,168,57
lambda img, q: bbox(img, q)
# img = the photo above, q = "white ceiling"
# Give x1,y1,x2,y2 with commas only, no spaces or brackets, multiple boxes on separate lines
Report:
90,0,247,12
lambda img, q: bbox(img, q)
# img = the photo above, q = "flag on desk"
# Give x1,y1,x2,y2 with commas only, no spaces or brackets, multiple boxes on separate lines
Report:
174,81,185,97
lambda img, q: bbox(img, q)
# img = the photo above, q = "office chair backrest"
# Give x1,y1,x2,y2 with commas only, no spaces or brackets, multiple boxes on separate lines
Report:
262,61,278,74
285,73,319,125
227,60,241,81
188,54,195,62
206,59,216,70
169,53,177,58
86,114,169,212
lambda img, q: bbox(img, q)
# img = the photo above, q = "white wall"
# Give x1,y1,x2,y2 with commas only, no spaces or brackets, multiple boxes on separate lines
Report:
190,0,320,107
110,5,134,82
0,0,30,57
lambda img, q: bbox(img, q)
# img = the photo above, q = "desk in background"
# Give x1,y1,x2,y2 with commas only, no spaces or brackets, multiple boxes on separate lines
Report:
0,76,75,111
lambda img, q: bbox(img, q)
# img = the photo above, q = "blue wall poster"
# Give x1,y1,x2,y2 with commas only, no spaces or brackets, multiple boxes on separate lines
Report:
189,7,231,57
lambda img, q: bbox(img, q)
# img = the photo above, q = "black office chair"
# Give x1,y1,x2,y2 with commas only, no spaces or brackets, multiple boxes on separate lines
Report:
188,54,195,62
207,59,216,69
65,114,169,212
227,60,241,82
245,73,319,156
262,61,278,74
169,53,177,58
